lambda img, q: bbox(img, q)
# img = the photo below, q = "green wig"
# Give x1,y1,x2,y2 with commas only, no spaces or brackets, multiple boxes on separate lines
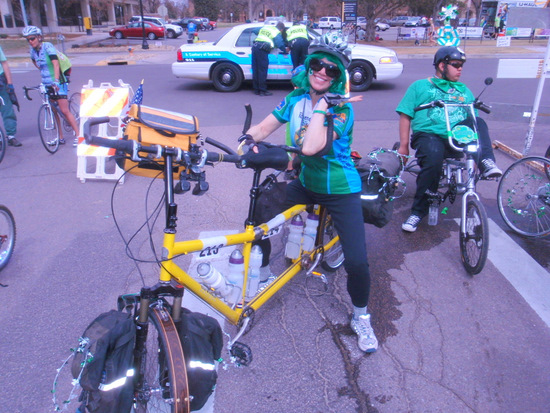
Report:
292,52,348,95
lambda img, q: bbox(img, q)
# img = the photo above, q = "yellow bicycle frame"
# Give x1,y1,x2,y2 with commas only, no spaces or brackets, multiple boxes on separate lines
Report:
158,203,339,325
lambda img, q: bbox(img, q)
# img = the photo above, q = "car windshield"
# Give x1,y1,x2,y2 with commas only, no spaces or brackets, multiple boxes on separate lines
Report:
158,19,167,25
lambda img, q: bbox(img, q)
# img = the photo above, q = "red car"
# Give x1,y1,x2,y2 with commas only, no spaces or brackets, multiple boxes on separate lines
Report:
109,21,165,40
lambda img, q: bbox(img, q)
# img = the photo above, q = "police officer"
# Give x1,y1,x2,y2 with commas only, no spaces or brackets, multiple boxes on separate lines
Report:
251,21,287,96
286,22,310,69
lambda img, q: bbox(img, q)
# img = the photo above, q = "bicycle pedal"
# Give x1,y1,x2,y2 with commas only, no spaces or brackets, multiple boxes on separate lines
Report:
230,341,252,366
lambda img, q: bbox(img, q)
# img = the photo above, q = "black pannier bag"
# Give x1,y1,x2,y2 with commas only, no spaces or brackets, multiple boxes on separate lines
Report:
175,308,224,411
355,149,403,228
72,310,136,413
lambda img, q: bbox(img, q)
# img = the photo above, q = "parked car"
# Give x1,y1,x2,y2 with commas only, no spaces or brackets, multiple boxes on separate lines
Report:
173,18,201,30
388,16,410,27
171,22,403,92
318,16,342,29
404,17,422,27
356,17,389,31
128,16,183,38
375,18,390,31
109,21,165,40
194,17,217,30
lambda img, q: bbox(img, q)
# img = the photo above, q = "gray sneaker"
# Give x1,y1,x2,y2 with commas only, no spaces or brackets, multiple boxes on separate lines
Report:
480,158,502,179
350,314,378,353
402,214,421,232
7,136,22,147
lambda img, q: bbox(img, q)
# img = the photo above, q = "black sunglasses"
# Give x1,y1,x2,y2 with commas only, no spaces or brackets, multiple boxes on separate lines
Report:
26,36,37,42
309,58,341,79
448,61,464,69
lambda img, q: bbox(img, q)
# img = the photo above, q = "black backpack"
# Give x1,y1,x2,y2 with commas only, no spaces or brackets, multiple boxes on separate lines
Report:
72,310,136,413
355,149,403,228
175,308,223,411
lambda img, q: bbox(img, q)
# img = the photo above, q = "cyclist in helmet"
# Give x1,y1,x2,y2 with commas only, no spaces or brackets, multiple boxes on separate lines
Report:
23,26,79,146
243,33,379,353
396,46,502,233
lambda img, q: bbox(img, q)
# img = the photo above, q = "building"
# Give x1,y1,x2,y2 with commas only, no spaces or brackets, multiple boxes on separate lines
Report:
0,0,144,34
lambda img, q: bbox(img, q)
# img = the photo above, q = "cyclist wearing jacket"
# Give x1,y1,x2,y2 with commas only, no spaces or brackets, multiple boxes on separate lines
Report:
251,22,287,96
286,22,310,69
23,26,79,146
245,34,378,353
396,46,502,233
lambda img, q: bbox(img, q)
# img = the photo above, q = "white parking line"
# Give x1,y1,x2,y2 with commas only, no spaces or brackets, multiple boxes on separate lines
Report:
488,219,550,328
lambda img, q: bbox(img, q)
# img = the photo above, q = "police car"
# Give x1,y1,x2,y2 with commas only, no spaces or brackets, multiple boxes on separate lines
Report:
171,23,403,92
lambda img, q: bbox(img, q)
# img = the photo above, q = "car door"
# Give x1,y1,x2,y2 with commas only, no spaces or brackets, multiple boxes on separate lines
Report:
126,22,142,37
234,27,292,81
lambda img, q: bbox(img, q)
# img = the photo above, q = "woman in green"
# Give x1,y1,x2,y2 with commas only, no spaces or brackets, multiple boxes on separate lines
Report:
245,34,378,353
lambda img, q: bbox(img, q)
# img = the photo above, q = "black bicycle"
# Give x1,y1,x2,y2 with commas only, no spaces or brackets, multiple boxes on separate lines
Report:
0,204,16,273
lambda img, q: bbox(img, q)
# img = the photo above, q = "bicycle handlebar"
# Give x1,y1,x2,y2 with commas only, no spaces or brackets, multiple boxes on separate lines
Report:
413,99,491,114
22,85,40,101
83,117,243,165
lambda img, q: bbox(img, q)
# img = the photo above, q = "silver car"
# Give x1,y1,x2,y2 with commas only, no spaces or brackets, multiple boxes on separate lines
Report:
171,23,403,92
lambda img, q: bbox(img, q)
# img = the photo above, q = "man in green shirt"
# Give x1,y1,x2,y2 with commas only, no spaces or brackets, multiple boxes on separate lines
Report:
396,46,502,232
0,46,21,147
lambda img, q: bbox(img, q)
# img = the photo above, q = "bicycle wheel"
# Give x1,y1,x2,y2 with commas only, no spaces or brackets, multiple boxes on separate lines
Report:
497,156,550,237
460,198,489,275
545,146,550,180
38,104,60,154
0,131,6,164
0,205,16,271
134,305,190,413
64,92,81,134
320,214,344,272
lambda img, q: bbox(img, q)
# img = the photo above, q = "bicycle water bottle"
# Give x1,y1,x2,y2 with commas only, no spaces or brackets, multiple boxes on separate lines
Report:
246,245,263,301
196,262,233,300
285,214,304,259
226,249,245,293
302,213,319,252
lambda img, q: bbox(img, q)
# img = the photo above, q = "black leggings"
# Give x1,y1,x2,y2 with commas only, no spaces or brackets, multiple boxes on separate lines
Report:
258,180,371,307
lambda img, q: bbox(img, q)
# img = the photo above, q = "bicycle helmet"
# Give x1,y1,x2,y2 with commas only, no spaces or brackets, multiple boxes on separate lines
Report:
433,46,466,66
22,26,42,37
308,33,351,68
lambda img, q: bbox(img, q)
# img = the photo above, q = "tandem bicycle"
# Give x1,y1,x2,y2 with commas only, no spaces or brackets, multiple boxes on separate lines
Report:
75,103,345,412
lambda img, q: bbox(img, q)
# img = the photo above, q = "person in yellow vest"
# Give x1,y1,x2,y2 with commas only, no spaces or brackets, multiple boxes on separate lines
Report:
251,21,287,96
23,26,79,146
286,22,310,69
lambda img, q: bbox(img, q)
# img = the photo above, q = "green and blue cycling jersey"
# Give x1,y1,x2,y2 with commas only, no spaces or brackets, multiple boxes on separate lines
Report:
272,88,361,195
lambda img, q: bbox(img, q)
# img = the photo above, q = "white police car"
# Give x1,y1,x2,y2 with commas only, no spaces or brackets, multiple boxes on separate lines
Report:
171,23,403,92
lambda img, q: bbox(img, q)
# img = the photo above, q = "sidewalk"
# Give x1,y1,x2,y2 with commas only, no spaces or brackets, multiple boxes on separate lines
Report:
5,31,548,68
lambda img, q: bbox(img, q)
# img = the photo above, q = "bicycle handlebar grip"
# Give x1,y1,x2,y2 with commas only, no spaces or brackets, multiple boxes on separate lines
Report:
22,87,32,101
475,101,491,114
83,117,111,144
243,104,252,134
206,151,241,164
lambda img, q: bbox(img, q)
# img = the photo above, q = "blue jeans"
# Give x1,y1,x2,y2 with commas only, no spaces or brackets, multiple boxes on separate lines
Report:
410,117,495,217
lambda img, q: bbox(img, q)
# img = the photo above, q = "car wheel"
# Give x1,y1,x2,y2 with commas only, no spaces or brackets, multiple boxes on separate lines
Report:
114,31,123,39
167,30,175,39
348,60,374,92
211,62,244,92
148,32,157,40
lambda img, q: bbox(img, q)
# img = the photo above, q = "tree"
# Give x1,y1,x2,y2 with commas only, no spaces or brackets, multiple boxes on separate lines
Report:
195,0,222,20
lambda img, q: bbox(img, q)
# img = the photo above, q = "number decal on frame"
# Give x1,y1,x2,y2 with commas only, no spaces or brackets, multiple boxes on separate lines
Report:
262,225,282,240
197,244,224,259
